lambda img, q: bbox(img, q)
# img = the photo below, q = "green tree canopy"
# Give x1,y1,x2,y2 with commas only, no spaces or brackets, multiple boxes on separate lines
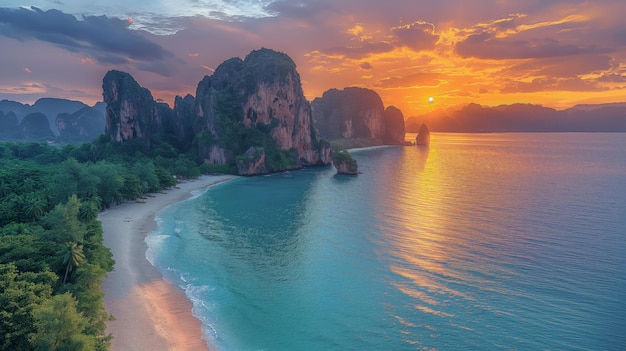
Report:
42,195,86,244
0,263,55,351
61,242,85,284
29,292,95,351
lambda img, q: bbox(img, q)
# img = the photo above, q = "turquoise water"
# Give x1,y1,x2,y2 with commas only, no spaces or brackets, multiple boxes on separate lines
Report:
147,133,626,351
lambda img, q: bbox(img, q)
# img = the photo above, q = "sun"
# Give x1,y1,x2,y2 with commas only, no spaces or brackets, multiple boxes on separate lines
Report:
428,96,434,103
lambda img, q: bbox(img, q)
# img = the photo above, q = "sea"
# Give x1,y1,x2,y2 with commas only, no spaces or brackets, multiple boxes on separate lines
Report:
146,133,626,351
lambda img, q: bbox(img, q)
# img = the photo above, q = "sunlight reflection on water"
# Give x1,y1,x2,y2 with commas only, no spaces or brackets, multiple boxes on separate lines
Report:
151,133,626,351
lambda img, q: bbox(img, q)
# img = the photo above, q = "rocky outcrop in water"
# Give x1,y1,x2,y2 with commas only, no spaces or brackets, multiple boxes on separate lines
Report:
311,87,406,147
332,150,359,175
416,123,430,146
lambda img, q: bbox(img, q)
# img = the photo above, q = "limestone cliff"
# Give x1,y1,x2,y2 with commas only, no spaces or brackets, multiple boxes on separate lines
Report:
56,106,105,142
0,98,104,142
102,70,157,150
312,87,385,142
101,49,332,175
383,106,406,144
236,147,268,175
332,150,359,175
31,98,88,136
0,111,20,140
20,112,54,140
416,123,430,146
192,48,331,174
171,94,196,151
311,87,406,146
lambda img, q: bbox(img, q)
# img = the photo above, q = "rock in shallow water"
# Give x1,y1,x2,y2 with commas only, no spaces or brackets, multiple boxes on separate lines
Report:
416,123,430,146
332,150,359,175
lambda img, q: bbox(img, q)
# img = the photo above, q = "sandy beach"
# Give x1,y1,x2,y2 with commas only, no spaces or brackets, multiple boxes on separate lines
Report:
99,175,235,351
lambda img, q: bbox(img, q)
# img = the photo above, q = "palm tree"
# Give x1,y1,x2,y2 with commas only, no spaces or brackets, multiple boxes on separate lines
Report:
78,197,100,222
0,180,10,197
22,193,47,221
61,242,85,284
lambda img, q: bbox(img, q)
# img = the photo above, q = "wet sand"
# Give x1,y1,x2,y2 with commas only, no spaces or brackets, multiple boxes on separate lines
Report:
99,175,235,351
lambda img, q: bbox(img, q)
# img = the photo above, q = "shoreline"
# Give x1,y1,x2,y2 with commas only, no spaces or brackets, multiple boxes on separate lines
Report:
346,144,396,153
99,175,235,351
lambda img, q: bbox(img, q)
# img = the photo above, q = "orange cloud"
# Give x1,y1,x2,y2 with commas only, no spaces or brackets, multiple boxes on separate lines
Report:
377,72,444,88
80,57,96,64
391,21,439,51
4,1,624,116
346,24,371,41
294,3,626,115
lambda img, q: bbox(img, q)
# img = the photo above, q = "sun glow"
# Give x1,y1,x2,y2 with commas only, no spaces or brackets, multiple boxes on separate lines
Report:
428,97,434,103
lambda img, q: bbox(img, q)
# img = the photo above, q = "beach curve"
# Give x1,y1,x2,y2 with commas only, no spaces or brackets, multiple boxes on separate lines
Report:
99,175,235,351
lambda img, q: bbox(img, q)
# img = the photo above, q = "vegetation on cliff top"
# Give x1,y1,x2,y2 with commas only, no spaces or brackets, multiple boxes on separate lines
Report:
332,150,359,175
192,48,317,174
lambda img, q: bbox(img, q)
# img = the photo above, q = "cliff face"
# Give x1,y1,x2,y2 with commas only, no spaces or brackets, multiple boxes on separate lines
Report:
312,87,385,142
416,123,430,146
102,70,157,150
237,147,268,175
31,98,88,135
102,48,332,175
192,48,331,174
20,112,54,140
171,94,196,151
0,111,20,140
56,106,106,142
0,98,105,142
332,151,359,175
383,106,405,144
311,87,406,145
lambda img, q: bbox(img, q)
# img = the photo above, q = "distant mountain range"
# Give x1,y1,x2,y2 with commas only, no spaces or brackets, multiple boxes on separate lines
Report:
0,98,106,142
406,102,626,133
2,96,625,145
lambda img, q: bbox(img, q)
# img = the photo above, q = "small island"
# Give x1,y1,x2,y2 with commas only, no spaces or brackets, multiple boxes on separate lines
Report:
416,123,431,146
332,150,359,175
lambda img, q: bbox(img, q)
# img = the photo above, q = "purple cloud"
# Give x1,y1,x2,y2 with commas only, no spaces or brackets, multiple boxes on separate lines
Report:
455,31,608,60
391,21,439,52
0,7,172,68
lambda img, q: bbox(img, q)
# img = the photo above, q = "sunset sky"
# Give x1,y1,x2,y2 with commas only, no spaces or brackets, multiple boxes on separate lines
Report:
1,0,625,117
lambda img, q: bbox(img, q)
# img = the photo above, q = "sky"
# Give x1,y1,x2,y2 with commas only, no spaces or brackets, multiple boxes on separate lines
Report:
1,0,625,116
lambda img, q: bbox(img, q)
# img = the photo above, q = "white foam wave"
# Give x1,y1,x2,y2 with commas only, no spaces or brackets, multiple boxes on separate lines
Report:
182,283,221,349
144,233,171,265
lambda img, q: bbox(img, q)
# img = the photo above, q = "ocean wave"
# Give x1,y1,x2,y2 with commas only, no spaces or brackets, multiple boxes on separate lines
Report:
144,232,171,266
